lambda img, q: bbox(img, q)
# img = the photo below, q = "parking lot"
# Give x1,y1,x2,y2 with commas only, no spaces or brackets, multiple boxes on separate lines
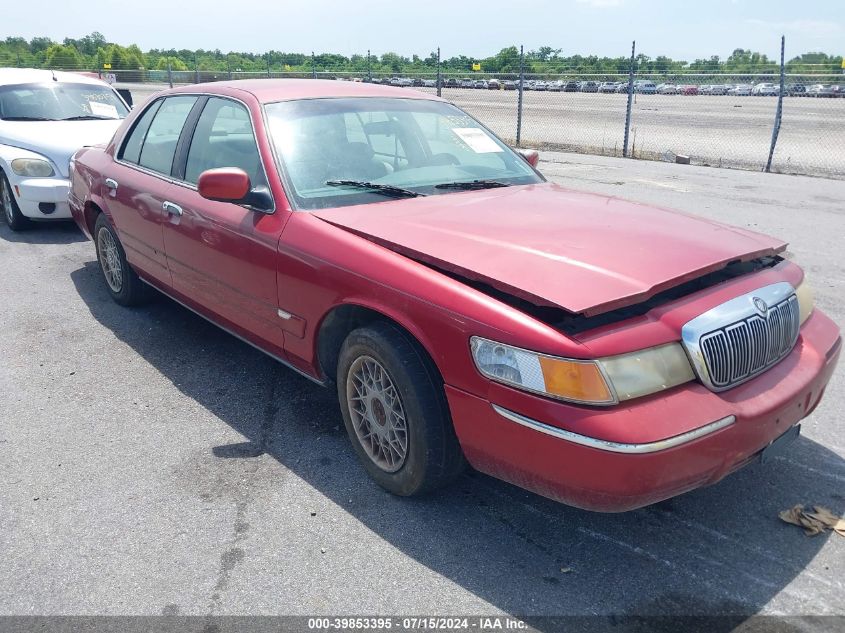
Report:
120,82,845,180
1,152,843,622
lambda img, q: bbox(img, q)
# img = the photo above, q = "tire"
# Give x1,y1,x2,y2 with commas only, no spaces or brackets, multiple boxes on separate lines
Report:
0,171,31,231
93,213,151,306
337,322,464,496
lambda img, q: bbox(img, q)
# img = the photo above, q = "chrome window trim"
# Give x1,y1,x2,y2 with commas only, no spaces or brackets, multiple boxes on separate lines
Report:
492,404,736,454
114,92,275,213
681,281,798,392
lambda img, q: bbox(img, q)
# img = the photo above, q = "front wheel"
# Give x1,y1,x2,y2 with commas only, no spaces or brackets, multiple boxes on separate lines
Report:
94,213,151,306
0,172,31,231
337,322,464,496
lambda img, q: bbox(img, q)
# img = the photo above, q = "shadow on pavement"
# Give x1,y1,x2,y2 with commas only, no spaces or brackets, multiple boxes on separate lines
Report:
0,220,87,244
70,260,844,622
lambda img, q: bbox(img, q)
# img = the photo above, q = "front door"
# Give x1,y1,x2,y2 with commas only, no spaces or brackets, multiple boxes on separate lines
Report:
159,96,285,355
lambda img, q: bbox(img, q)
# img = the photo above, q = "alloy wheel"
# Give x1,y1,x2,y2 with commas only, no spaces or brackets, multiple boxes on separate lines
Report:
346,355,409,473
97,227,123,293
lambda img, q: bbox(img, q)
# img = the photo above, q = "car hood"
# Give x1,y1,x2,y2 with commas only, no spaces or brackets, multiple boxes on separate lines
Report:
312,183,787,317
0,119,122,177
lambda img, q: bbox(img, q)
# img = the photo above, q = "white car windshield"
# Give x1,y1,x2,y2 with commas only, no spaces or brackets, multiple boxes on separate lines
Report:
0,82,129,121
265,97,542,210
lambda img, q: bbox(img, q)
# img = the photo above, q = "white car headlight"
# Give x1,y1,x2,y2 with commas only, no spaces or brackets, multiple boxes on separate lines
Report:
795,278,813,325
10,158,55,178
470,337,695,406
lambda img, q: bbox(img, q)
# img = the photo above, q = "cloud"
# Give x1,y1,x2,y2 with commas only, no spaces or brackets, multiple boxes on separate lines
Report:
745,19,842,37
575,0,624,7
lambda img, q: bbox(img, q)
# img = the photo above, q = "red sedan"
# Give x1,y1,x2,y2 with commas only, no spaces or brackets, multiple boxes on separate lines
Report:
69,80,841,511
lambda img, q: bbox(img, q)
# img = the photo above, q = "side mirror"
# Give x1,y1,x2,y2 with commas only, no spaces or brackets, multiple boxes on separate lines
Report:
198,168,251,202
517,148,540,168
197,168,273,212
116,88,133,108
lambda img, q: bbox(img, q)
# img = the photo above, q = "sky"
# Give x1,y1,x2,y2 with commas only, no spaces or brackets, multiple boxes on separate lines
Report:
4,0,842,61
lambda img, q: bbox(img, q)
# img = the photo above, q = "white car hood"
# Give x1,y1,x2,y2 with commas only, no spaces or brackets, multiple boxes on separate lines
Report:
0,119,122,178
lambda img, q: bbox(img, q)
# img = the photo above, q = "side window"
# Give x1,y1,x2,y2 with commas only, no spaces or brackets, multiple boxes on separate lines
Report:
119,99,162,164
138,96,198,176
184,97,266,187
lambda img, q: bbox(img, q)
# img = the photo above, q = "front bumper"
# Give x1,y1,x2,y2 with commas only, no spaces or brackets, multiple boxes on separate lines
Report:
447,309,841,512
12,177,71,219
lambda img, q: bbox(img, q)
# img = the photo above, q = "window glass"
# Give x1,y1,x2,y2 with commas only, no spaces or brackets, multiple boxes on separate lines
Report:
184,97,266,186
138,96,197,175
120,99,162,164
265,97,541,210
0,82,129,121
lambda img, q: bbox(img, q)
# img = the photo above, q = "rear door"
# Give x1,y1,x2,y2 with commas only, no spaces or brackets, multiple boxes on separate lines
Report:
159,96,286,354
108,95,198,286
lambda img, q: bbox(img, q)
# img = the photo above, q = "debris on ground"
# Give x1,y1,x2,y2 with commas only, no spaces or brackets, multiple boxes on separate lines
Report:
779,505,845,537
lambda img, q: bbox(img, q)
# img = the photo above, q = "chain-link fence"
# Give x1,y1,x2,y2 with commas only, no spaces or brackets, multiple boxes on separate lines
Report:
34,40,845,179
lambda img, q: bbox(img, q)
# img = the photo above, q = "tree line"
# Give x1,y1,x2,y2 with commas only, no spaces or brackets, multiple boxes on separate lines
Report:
0,33,842,76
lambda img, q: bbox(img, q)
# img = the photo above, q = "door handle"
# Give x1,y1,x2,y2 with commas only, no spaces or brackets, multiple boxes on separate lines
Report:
162,201,183,217
104,178,118,192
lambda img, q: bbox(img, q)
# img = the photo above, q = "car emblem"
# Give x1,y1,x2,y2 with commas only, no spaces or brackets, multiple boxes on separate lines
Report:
752,296,768,316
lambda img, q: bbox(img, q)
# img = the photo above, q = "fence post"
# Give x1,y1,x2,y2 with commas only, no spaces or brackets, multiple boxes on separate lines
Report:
436,47,442,97
167,62,173,88
367,49,372,82
266,56,271,78
516,45,524,147
312,52,317,79
194,54,199,84
623,40,636,158
227,54,232,80
765,35,786,173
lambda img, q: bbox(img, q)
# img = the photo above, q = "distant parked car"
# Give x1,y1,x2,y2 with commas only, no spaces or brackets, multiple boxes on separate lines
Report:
657,83,678,95
547,81,563,92
487,79,502,90
534,81,548,91
580,81,599,93
598,82,618,93
472,80,486,89
785,84,805,96
806,84,835,97
831,85,845,98
615,82,630,93
728,84,752,96
680,85,699,95
444,78,458,88
422,79,436,88
564,81,580,92
503,80,517,90
0,68,130,230
711,84,730,96
459,78,473,88
752,83,778,96
634,81,657,94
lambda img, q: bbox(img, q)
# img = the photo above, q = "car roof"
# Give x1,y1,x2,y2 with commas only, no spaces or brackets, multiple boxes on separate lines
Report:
0,67,110,87
168,78,446,104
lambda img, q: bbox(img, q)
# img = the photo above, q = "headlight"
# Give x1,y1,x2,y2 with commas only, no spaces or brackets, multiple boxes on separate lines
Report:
11,158,55,178
795,278,813,325
470,337,695,405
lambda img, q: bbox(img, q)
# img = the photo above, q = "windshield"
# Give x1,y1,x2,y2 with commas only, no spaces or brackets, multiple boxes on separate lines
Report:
0,82,129,121
264,97,543,210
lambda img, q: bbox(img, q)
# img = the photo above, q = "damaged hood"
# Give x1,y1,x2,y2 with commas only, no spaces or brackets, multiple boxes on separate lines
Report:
312,183,786,316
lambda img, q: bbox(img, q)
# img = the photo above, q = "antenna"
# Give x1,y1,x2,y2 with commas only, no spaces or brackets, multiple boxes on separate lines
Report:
51,69,57,82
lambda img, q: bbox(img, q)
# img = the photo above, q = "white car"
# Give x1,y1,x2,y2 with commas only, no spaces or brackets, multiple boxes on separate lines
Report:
656,83,678,95
0,68,129,230
729,84,753,96
752,83,779,96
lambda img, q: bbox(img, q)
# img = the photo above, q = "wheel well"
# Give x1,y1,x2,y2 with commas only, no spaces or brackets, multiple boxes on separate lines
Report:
316,305,440,386
83,201,103,236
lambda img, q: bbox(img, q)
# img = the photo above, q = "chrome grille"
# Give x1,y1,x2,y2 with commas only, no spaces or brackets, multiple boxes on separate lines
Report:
698,294,800,388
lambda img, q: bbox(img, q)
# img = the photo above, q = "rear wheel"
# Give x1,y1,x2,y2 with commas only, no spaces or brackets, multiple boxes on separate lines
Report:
94,213,151,306
0,172,31,231
337,322,464,496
